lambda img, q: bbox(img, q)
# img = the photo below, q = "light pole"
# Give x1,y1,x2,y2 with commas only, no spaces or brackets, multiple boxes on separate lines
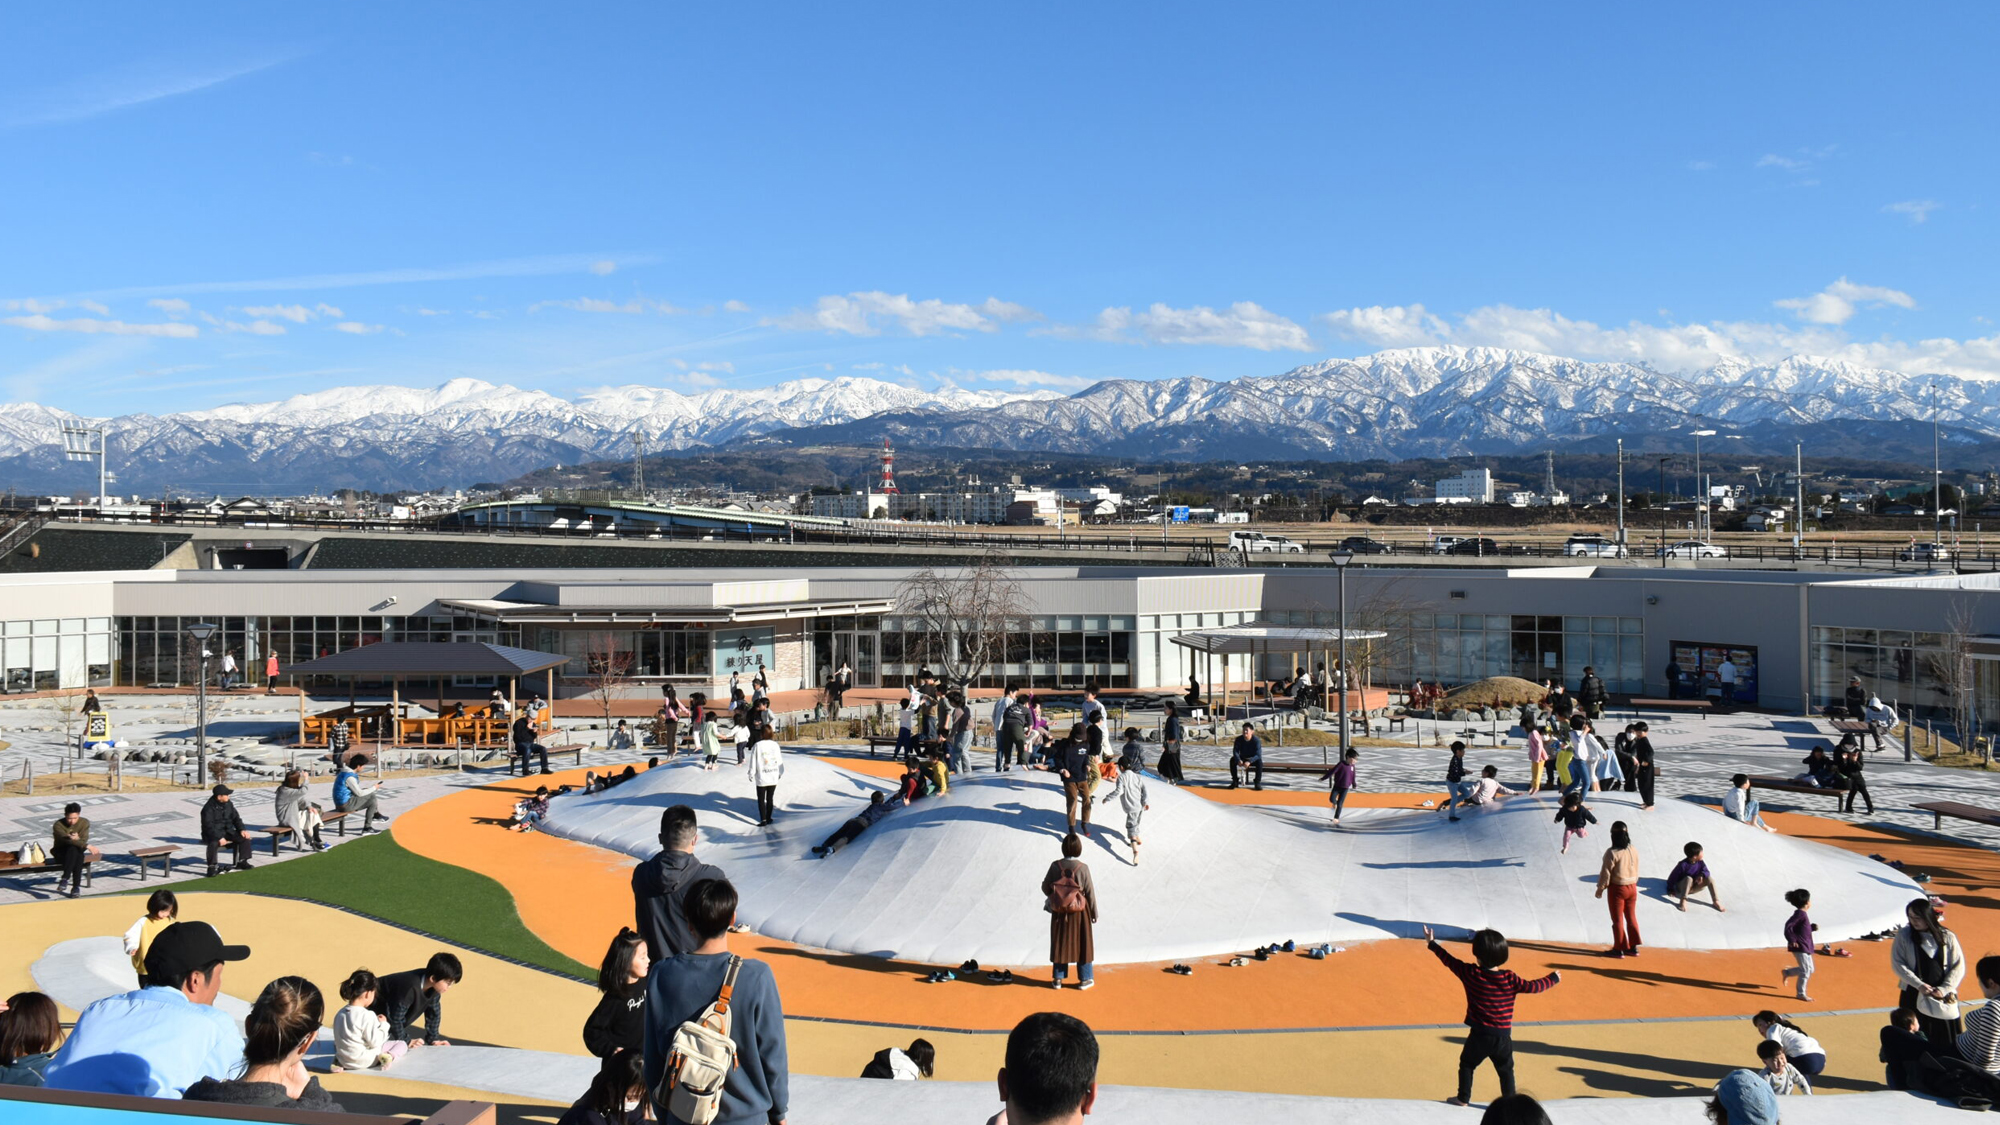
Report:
1933,380,1944,546
185,622,218,788
1615,437,1625,547
1657,456,1672,566
1691,429,1716,541
1331,549,1354,768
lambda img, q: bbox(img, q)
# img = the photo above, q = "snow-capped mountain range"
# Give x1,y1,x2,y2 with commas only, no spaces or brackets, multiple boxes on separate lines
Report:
4,347,1998,493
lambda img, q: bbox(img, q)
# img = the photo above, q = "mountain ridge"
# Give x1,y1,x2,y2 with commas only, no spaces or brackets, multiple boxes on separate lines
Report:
4,348,1997,493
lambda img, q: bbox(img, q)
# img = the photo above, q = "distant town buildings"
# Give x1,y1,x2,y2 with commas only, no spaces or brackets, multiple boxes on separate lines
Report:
1435,468,1496,503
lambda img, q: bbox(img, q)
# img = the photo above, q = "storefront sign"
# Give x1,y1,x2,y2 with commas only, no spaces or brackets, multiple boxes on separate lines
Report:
714,627,775,679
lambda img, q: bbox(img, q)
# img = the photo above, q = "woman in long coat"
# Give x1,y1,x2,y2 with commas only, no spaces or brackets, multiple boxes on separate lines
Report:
1041,832,1098,990
1892,896,1966,1048
274,769,326,851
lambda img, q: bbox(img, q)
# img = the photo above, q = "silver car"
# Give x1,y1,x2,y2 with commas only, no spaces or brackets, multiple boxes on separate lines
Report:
1656,539,1728,559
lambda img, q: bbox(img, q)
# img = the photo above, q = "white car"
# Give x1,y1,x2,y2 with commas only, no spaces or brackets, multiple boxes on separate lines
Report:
1229,531,1305,554
1657,539,1728,559
1564,536,1629,559
1898,542,1956,563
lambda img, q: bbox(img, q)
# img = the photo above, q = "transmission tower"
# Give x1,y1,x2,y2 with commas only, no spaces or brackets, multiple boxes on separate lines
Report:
630,433,646,501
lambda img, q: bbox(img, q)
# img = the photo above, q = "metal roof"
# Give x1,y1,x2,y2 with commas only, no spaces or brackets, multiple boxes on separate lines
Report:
1169,624,1387,655
280,641,569,677
436,596,894,624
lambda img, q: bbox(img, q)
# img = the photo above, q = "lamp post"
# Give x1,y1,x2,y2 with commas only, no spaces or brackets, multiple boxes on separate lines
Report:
1615,437,1625,547
185,622,218,788
1657,456,1672,567
1331,549,1354,767
1691,429,1717,542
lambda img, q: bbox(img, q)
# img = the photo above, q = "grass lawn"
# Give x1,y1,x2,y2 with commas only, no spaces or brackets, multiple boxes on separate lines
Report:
155,831,592,980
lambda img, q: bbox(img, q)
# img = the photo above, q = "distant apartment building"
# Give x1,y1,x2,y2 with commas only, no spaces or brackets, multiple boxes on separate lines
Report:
1435,468,1496,504
809,487,1061,523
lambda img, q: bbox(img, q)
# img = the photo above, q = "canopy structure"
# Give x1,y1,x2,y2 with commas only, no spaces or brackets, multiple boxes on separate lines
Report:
1168,624,1385,655
1170,625,1388,755
281,641,569,678
282,641,569,750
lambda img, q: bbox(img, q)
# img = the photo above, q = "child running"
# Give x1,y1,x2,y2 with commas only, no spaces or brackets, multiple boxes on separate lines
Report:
1423,924,1561,1107
1525,725,1547,796
1667,841,1725,912
1781,889,1817,1001
1752,1010,1826,1079
1110,746,1149,865
332,969,412,1072
1554,791,1597,854
1325,748,1358,826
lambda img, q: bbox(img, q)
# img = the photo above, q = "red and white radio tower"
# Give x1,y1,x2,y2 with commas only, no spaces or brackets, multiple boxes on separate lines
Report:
877,438,900,494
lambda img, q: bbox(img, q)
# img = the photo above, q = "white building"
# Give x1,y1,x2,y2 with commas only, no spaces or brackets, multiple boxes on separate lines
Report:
1435,468,1496,504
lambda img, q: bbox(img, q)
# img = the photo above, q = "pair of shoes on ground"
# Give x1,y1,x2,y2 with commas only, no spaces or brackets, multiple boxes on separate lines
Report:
1165,963,1192,975
985,968,1015,983
925,969,956,983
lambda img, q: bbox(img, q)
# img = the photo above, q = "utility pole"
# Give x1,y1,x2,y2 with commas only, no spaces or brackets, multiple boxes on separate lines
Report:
1794,442,1805,556
1933,379,1944,545
1615,438,1626,546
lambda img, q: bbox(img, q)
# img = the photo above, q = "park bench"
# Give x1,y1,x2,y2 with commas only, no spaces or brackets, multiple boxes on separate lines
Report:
262,825,295,855
1629,698,1712,721
1747,775,1844,808
0,846,102,889
131,844,179,880
1911,800,2000,832
544,744,585,769
865,735,901,756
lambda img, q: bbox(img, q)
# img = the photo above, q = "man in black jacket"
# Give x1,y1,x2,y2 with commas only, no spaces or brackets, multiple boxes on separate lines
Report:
632,805,726,962
200,785,251,876
372,952,462,1045
1577,667,1608,720
1844,676,1868,718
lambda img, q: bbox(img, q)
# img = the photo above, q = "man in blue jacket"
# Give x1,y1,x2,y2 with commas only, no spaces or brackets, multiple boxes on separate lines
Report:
1230,723,1263,790
644,878,788,1125
42,921,250,1096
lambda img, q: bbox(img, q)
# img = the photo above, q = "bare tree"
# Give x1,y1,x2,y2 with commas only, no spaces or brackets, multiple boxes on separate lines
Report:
895,551,1032,689
581,632,635,748
1927,598,1982,761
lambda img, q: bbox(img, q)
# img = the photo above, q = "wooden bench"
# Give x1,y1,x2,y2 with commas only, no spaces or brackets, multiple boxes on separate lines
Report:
865,735,902,756
0,846,102,889
1747,775,1844,807
131,844,178,880
1912,800,2000,832
545,743,584,768
1630,698,1712,721
322,809,353,836
262,825,295,856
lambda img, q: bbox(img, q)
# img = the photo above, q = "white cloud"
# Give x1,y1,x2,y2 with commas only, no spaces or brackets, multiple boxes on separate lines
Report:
147,297,190,315
970,368,1093,390
1,52,297,128
334,321,385,335
590,260,617,276
764,291,1039,337
415,308,448,316
242,304,313,323
76,299,110,315
1,314,198,338
1756,153,1807,171
1774,277,1915,326
1310,290,2000,380
1317,304,1450,348
74,252,659,301
1061,301,1313,351
530,297,685,315
723,300,751,313
1884,199,1941,224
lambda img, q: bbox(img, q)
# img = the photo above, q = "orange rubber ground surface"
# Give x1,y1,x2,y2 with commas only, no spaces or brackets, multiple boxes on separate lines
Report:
392,761,2000,1034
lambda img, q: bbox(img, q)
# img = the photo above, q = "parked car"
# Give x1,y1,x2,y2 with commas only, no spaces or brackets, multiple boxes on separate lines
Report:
1228,530,1305,554
1339,536,1393,554
1656,539,1728,559
1898,542,1957,563
1431,535,1469,554
1442,537,1502,556
1564,535,1629,559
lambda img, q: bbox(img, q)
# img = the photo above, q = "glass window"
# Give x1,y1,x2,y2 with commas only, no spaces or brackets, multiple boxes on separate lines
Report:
1879,630,1912,647
1434,615,1456,629
1848,629,1879,646
1538,616,1561,633
1621,617,1642,634
1512,615,1536,630
33,620,55,635
1082,615,1107,631
1593,617,1616,634
1111,616,1135,631
1412,613,1434,629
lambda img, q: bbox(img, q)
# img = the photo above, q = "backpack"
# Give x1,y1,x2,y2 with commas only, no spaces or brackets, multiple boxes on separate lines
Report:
1046,864,1087,914
656,955,742,1125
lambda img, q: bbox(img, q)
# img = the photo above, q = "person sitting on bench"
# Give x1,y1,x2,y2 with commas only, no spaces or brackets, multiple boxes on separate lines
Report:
200,785,252,876
511,714,549,776
812,791,902,857
333,754,384,831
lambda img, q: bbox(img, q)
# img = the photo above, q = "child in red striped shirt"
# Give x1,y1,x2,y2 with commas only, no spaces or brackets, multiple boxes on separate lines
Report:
1425,924,1561,1107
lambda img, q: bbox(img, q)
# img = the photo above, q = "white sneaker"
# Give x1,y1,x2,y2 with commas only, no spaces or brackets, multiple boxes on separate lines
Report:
1077,979,1096,991
1051,979,1064,989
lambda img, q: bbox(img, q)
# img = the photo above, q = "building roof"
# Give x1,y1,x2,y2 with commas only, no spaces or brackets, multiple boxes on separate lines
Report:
437,595,895,624
280,641,568,678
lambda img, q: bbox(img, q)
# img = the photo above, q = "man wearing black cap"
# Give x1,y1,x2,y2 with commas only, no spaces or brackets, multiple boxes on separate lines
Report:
42,921,250,1096
200,784,251,876
632,804,726,962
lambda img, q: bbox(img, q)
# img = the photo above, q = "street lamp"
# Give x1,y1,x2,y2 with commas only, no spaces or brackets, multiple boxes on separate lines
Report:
184,622,218,788
1331,549,1354,766
1691,430,1717,542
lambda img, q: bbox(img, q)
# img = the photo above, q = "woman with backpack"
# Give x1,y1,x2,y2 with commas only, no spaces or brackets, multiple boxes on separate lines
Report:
1041,832,1099,990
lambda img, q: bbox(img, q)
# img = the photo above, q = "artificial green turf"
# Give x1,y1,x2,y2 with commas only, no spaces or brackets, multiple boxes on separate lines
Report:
154,831,593,980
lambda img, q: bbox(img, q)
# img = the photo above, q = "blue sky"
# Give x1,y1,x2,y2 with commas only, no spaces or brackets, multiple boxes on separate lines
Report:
3,2,1997,414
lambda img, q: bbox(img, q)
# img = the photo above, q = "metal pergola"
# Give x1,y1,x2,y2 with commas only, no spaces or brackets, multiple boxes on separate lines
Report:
1170,625,1388,754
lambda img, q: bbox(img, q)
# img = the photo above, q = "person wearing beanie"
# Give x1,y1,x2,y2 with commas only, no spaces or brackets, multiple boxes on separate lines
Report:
1709,1067,1782,1125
